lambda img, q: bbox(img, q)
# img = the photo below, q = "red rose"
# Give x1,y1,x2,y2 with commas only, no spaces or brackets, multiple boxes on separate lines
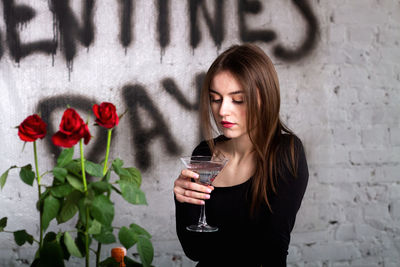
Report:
18,114,47,142
93,102,119,129
52,108,91,148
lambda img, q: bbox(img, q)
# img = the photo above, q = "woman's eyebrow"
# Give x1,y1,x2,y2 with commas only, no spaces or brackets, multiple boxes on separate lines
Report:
209,89,221,96
209,89,244,95
229,91,244,95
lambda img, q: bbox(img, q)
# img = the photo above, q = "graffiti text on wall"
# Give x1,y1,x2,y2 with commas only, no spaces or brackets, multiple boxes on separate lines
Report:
37,74,204,171
0,0,318,65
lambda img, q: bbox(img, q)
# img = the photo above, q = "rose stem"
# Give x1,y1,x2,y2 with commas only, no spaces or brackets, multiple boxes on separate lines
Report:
102,129,112,176
80,139,89,267
96,128,113,266
80,140,88,192
33,141,43,248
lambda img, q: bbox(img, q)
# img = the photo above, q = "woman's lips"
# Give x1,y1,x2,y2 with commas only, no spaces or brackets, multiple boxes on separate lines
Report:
221,121,235,128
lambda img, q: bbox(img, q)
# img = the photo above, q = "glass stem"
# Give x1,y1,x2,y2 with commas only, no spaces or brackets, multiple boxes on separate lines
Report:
198,205,207,226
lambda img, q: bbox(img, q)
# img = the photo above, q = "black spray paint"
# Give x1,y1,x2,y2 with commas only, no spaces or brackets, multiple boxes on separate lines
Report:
37,95,110,164
239,0,319,61
49,0,95,70
0,30,3,59
162,73,205,141
0,0,319,64
2,0,56,63
238,0,277,43
162,78,199,111
189,0,224,49
36,74,205,170
122,84,181,170
273,0,319,61
119,0,134,50
157,0,170,51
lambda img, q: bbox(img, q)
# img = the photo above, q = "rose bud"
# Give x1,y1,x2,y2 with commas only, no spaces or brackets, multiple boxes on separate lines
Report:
52,108,91,148
18,114,47,142
93,102,119,129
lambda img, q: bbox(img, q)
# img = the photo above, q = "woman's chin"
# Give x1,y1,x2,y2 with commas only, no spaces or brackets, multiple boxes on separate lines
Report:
221,130,247,140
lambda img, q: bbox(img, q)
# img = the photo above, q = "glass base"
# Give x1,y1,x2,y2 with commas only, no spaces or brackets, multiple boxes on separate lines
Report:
186,224,218,233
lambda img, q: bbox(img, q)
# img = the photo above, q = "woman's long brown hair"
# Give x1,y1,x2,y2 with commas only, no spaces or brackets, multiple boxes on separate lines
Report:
200,44,298,213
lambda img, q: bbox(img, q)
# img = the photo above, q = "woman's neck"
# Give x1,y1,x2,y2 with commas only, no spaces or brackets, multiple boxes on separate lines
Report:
213,134,256,187
223,134,254,161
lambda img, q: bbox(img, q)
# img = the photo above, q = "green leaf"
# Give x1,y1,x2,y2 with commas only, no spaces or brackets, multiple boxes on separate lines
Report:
51,184,74,198
112,158,124,172
65,159,81,175
57,191,81,223
104,170,111,182
53,167,68,182
120,167,142,187
90,195,114,226
75,231,87,258
124,256,143,267
1,166,16,190
42,195,61,231
137,235,154,267
99,257,120,267
40,237,65,267
66,174,85,192
130,223,151,239
88,219,102,235
13,230,34,246
56,232,63,243
57,232,71,261
93,225,116,244
77,196,91,226
33,247,40,261
89,181,111,194
0,170,9,190
118,226,137,249
64,232,83,258
118,180,147,205
111,185,122,195
57,147,74,167
36,188,50,212
58,202,78,224
44,231,57,242
19,164,35,186
0,217,7,232
85,160,103,177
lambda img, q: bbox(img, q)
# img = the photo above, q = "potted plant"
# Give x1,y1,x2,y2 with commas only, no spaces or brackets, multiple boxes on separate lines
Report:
1,102,153,266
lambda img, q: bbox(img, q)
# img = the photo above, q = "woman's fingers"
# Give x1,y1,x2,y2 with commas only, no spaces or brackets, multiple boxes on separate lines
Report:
174,186,210,200
175,193,206,205
174,171,213,204
175,176,212,194
181,169,199,179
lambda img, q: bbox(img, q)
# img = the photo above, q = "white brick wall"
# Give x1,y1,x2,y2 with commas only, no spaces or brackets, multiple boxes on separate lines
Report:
0,0,399,266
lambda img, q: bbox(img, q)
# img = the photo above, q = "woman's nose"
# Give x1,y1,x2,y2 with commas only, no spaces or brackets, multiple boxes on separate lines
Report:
218,99,230,117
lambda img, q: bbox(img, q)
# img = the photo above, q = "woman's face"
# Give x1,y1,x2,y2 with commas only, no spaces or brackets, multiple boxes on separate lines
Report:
209,71,248,139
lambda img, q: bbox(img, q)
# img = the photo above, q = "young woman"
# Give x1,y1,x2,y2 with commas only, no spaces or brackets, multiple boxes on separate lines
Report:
174,44,309,266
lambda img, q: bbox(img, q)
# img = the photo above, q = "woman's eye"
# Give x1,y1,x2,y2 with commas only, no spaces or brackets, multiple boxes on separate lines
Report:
211,98,222,103
233,99,244,104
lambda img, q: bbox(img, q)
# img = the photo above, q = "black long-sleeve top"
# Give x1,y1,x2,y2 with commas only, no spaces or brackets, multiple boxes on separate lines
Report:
175,135,309,267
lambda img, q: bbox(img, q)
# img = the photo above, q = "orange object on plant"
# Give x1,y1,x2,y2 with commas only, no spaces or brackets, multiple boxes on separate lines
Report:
111,247,127,267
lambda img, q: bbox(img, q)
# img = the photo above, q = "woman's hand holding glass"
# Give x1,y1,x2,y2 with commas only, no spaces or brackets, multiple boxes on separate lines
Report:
174,169,214,205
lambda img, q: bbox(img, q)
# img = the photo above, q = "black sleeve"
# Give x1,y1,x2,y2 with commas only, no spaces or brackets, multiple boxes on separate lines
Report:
261,137,309,266
174,140,211,261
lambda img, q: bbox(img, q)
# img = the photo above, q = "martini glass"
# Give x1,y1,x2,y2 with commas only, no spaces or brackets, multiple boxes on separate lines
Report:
180,155,228,232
